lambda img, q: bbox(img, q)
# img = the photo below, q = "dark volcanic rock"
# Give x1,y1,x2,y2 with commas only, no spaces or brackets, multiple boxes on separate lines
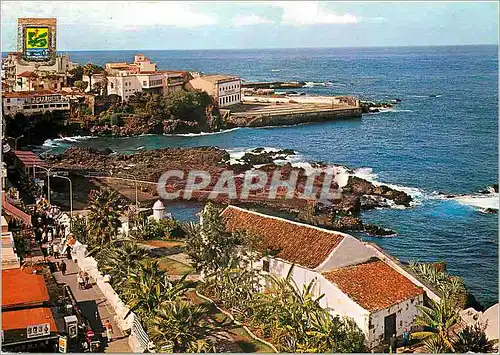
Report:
333,216,363,231
363,223,396,237
344,176,412,207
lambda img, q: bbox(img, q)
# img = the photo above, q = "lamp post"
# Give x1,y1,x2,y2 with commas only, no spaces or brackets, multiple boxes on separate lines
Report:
34,165,54,204
53,174,73,223
110,172,139,210
7,134,24,151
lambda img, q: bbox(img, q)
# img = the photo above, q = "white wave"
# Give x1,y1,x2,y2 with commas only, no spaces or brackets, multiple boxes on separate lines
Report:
136,146,144,150
42,135,94,148
226,146,298,166
454,193,499,211
304,81,326,87
271,69,281,72
165,127,241,137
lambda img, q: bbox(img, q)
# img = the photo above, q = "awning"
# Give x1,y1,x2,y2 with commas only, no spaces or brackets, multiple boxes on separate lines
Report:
1,192,32,225
14,150,48,168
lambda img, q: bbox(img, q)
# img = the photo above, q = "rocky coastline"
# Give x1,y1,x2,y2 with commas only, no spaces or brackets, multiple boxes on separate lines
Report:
46,146,412,236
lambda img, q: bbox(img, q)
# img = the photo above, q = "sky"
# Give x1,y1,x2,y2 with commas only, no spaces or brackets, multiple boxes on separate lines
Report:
1,1,498,51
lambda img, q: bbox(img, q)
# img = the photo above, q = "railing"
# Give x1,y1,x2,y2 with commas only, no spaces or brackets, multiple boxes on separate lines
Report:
131,316,150,351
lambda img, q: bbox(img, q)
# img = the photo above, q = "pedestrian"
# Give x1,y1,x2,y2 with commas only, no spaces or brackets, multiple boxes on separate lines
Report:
60,260,67,275
47,228,53,243
66,245,72,260
78,272,85,290
41,229,47,242
83,271,90,288
389,333,397,354
104,320,113,343
403,328,410,347
53,242,59,259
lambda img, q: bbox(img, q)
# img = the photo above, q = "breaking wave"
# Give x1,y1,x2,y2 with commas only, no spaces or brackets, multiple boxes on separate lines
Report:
166,127,241,137
42,135,95,148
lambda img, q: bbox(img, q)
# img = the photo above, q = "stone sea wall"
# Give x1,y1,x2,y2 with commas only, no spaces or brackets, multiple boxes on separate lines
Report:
226,107,362,128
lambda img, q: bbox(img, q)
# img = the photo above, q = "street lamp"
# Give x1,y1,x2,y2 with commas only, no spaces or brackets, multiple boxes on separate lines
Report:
109,171,139,210
53,174,73,223
7,134,24,151
34,165,54,204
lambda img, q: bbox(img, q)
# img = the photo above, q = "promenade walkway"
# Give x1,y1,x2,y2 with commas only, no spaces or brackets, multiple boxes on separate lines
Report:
51,257,131,353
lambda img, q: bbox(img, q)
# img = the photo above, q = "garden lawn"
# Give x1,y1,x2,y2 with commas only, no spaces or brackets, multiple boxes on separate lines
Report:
158,257,194,275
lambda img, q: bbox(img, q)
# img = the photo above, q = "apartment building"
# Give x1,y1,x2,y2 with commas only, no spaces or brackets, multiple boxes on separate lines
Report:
2,90,72,115
104,54,186,102
187,74,241,107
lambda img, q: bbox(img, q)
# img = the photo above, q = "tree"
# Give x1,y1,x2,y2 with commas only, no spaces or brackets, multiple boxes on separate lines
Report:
69,65,84,83
149,301,218,353
87,187,124,245
99,240,148,290
70,214,89,245
413,298,460,352
123,260,189,323
185,202,242,274
74,80,88,92
452,323,495,353
83,62,104,93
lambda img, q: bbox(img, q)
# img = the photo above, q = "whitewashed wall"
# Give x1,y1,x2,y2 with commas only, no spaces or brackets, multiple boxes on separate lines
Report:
315,235,377,272
367,294,424,348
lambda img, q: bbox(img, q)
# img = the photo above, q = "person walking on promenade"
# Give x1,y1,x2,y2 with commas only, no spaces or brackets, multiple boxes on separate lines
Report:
78,272,85,290
60,260,67,275
403,328,410,348
66,245,72,260
389,334,397,354
83,271,90,289
104,320,113,343
53,242,59,259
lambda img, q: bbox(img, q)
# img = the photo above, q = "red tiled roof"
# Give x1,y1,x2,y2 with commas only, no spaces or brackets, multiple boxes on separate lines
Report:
2,268,50,308
221,206,345,269
18,71,39,78
14,150,47,168
322,259,424,311
2,90,62,98
2,307,56,331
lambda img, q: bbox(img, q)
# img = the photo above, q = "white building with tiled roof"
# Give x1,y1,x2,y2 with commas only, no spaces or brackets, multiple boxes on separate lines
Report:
219,205,438,349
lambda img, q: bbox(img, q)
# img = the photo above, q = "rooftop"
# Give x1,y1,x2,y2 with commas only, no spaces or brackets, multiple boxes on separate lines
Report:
2,268,50,308
197,74,239,84
2,90,66,98
2,307,57,332
221,205,345,269
14,150,47,168
18,71,39,78
322,259,424,311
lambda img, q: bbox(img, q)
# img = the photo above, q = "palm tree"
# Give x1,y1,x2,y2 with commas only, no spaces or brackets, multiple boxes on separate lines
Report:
123,260,189,322
87,187,124,245
99,241,148,289
149,301,218,353
413,298,460,352
83,62,104,93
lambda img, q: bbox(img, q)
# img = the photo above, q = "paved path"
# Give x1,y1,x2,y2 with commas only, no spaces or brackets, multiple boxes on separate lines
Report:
51,257,132,353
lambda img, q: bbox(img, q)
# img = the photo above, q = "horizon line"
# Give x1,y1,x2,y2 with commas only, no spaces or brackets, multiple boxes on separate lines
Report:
1,43,498,53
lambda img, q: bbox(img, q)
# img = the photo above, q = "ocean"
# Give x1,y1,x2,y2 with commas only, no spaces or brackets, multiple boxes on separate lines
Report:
41,45,498,307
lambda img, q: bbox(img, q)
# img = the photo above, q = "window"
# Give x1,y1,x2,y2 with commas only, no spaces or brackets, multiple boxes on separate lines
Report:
5,106,10,110
262,260,270,272
143,81,147,86
6,98,10,103
110,83,114,89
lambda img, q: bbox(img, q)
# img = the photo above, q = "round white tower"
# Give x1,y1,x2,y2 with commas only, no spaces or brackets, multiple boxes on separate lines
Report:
152,199,165,220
